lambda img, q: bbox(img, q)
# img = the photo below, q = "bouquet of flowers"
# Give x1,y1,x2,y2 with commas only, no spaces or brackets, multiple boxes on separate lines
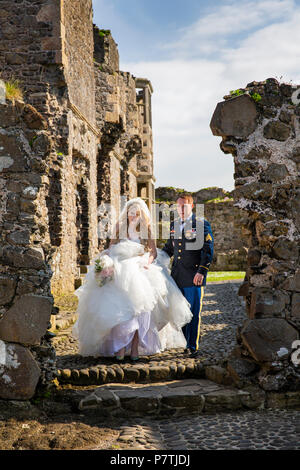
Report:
94,254,114,287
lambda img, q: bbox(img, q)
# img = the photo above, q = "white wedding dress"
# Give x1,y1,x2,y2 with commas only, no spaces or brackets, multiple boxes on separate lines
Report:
72,234,193,357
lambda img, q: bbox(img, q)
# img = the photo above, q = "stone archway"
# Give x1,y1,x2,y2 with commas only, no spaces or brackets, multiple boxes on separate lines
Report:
210,78,300,392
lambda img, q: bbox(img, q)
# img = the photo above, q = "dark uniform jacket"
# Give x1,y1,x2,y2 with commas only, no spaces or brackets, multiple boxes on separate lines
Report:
162,213,214,289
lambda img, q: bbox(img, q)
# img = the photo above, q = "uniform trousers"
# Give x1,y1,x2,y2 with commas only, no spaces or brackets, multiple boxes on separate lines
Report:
180,286,205,352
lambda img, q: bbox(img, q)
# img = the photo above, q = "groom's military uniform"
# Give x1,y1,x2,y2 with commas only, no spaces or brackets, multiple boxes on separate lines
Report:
162,213,214,354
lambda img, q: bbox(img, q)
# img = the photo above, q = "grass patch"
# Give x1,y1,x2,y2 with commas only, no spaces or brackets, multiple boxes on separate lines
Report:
5,79,23,102
53,293,78,312
207,271,246,282
205,197,233,203
98,29,111,37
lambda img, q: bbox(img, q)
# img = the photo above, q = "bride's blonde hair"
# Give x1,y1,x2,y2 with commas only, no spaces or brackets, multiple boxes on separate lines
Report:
112,198,153,249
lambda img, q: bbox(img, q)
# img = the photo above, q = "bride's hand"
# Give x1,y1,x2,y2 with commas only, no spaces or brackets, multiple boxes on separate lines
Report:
144,256,153,269
148,254,155,265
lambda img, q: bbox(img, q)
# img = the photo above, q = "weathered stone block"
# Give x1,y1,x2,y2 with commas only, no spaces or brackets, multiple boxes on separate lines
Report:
149,366,170,381
238,281,249,297
2,246,45,269
244,145,272,160
94,389,118,407
0,277,17,305
205,365,234,386
291,147,300,163
0,131,29,172
282,270,300,292
161,390,205,409
261,163,289,182
203,389,247,411
0,295,53,345
0,104,20,128
22,104,47,130
239,385,266,409
116,390,160,413
6,230,30,246
266,391,300,409
227,357,257,383
234,160,258,178
241,318,299,362
0,342,41,400
292,293,300,318
31,133,52,155
272,238,299,261
234,182,273,201
279,110,292,124
248,249,262,267
263,120,291,141
210,94,258,138
250,287,289,317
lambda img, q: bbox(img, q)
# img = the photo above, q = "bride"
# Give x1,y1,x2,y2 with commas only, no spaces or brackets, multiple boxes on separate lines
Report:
72,197,193,361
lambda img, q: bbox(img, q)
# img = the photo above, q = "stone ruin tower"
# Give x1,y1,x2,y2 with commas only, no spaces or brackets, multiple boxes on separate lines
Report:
0,0,155,399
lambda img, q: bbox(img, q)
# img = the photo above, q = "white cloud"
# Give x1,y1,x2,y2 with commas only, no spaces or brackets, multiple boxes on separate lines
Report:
166,0,295,58
121,0,300,192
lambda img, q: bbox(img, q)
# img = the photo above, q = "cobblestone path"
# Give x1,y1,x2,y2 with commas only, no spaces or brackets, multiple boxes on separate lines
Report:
55,281,246,369
110,409,300,450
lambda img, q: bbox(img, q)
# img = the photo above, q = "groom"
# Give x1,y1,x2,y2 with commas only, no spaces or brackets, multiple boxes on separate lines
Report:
162,193,214,358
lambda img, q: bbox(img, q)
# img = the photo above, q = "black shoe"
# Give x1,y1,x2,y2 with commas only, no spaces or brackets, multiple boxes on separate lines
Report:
189,350,201,358
44,330,57,340
184,348,190,354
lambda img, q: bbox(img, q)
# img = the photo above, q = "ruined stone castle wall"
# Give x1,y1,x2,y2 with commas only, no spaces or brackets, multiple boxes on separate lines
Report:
94,28,145,222
0,0,100,296
211,78,300,391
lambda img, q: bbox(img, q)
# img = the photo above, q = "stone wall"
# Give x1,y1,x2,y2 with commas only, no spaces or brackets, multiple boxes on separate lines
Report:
155,186,231,204
210,78,300,391
0,99,55,399
0,0,100,296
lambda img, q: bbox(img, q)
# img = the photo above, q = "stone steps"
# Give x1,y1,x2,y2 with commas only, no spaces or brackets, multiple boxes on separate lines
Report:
54,313,78,332
56,359,207,386
50,314,78,335
74,378,266,417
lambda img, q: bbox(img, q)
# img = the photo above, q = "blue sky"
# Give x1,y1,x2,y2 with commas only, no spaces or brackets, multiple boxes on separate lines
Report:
93,0,300,191
93,0,214,61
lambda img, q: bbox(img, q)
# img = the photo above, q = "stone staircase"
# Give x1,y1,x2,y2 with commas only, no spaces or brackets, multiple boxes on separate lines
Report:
51,287,300,418
75,379,266,418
